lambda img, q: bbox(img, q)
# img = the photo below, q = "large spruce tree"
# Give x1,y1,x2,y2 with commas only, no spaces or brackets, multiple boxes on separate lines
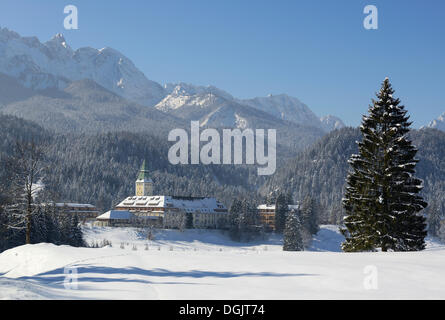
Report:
283,209,304,251
341,78,427,252
300,195,319,235
274,193,289,233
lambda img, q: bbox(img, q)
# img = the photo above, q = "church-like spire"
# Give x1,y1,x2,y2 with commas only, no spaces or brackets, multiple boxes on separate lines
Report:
135,160,153,196
137,160,151,181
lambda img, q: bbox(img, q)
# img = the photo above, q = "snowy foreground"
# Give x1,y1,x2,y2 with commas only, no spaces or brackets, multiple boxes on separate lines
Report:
1,225,445,300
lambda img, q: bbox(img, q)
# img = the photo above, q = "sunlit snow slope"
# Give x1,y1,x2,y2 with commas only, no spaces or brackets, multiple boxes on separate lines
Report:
0,226,444,300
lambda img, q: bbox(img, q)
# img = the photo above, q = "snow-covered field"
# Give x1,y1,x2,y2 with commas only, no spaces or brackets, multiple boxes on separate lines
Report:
1,225,445,300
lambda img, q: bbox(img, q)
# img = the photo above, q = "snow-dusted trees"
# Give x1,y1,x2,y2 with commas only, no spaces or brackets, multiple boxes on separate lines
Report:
228,198,261,241
0,165,10,251
283,209,304,251
185,212,194,229
3,140,46,244
274,193,289,233
342,78,427,252
70,215,85,247
438,220,445,243
27,203,85,247
0,138,86,252
300,195,319,235
298,195,320,248
427,199,441,237
228,198,242,240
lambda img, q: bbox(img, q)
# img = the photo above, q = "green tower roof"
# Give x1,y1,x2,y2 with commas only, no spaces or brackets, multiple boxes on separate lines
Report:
137,160,151,181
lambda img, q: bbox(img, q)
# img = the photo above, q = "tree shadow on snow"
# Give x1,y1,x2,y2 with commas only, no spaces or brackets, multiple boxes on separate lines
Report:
15,264,317,288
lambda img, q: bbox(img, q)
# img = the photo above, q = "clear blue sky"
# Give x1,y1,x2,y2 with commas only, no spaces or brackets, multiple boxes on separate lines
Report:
0,0,444,127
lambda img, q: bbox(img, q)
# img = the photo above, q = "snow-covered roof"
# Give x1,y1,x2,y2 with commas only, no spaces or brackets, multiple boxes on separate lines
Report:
116,195,227,214
257,204,300,210
42,202,96,208
257,204,275,210
54,203,96,208
97,210,132,220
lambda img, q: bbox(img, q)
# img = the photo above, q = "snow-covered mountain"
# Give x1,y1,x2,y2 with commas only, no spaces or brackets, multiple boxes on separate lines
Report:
0,77,184,135
156,83,292,129
163,82,233,101
158,86,344,132
154,83,326,152
320,115,345,131
0,26,345,146
0,27,165,106
238,94,324,129
156,83,233,115
425,112,445,131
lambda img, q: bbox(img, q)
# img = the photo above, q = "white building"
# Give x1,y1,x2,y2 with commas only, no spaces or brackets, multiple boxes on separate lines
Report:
110,161,228,229
43,202,100,223
115,195,228,229
96,210,133,227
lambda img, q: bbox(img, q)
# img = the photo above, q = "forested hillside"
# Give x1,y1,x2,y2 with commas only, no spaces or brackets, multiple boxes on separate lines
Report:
2,114,443,221
262,127,445,224
0,114,263,211
0,78,185,137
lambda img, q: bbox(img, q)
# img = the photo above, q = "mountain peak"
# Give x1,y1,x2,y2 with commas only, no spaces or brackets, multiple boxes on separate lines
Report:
163,82,233,101
0,27,20,40
0,27,165,106
253,93,295,103
239,94,320,127
263,93,288,98
45,33,71,51
425,111,445,131
320,115,345,131
52,33,65,41
49,33,67,45
98,47,125,57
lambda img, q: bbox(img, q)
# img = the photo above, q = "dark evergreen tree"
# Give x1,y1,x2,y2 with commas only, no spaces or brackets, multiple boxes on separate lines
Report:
0,206,9,251
300,195,319,235
439,220,445,242
283,210,304,251
71,215,85,247
228,199,243,241
227,197,260,241
30,208,47,243
58,211,73,245
47,208,61,244
240,198,261,239
285,192,294,206
185,212,194,229
426,199,441,237
342,78,427,252
274,193,288,233
241,199,259,229
265,190,279,206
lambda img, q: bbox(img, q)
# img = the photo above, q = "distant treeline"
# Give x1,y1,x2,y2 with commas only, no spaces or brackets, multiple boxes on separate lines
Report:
1,114,444,228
